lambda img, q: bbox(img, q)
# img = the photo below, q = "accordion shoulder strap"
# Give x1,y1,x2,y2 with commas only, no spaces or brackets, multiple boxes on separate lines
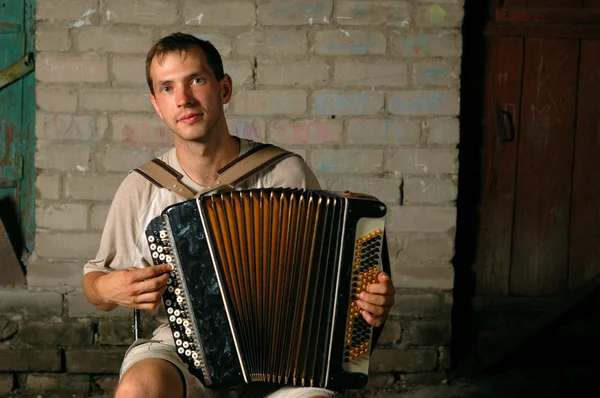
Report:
132,144,296,200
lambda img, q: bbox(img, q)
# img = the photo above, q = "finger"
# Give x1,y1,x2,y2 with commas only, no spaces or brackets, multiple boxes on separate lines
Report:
361,310,384,327
133,263,173,281
366,274,395,295
356,299,387,316
135,273,170,294
359,291,393,307
134,288,167,305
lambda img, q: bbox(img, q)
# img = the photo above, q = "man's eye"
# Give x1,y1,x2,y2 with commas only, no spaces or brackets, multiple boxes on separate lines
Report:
192,78,203,84
161,86,171,93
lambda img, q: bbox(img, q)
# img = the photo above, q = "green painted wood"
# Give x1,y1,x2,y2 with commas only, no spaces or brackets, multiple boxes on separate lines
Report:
0,0,35,253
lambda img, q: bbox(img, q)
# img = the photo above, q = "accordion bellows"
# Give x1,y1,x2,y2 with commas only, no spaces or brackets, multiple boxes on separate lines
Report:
145,188,388,390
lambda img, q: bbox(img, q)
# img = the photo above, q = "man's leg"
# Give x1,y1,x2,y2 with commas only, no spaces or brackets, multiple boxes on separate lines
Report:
115,358,184,398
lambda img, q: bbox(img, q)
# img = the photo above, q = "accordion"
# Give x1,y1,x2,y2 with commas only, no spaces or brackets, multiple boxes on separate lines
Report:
145,188,389,390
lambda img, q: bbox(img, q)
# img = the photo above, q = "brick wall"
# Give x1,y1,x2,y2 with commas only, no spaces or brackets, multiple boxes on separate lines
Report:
0,0,463,395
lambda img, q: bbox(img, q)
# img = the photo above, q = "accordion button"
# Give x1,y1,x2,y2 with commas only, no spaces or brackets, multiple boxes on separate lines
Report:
183,341,189,348
175,288,182,295
173,331,180,338
169,315,176,322
166,255,172,263
176,339,183,346
194,360,201,368
192,352,198,359
183,320,190,327
152,252,159,259
167,308,174,315
168,286,174,293
178,347,184,354
185,349,191,357
148,236,155,243
176,318,183,325
174,310,181,316
150,243,157,250
159,254,166,261
186,329,192,336
165,299,172,306
160,231,167,239
177,297,183,304
157,246,164,253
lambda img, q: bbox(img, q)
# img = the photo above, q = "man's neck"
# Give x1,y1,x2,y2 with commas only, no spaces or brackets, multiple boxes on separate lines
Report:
175,134,240,187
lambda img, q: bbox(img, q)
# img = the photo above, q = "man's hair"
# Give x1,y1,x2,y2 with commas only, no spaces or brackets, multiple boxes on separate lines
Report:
145,32,225,95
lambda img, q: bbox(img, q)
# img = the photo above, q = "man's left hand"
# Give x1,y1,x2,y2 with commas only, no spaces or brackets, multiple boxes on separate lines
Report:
356,272,395,327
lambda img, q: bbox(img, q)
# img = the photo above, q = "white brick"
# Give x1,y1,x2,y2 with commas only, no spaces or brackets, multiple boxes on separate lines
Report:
104,0,179,25
327,178,400,204
65,174,124,201
227,118,266,141
97,147,154,172
73,27,153,54
36,114,108,141
424,118,460,145
257,61,330,87
312,90,384,116
334,61,407,87
388,148,458,174
269,119,343,146
68,292,131,318
37,0,99,24
36,203,88,230
35,142,90,171
36,232,101,259
403,234,454,262
224,61,254,88
258,0,332,25
388,206,456,232
27,258,85,289
192,33,233,57
36,86,78,113
0,291,63,316
37,54,108,83
414,60,460,86
183,1,255,26
35,26,70,51
314,30,386,55
416,3,463,28
391,265,454,289
347,119,420,145
388,90,460,116
236,30,307,55
311,149,383,174
112,116,174,145
335,1,410,26
234,90,307,115
90,205,110,230
36,173,61,200
393,33,462,58
80,89,152,112
404,177,457,205
111,56,146,86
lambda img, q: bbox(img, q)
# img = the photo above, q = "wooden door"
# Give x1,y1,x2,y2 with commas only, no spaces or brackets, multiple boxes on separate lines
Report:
475,0,600,297
0,0,36,253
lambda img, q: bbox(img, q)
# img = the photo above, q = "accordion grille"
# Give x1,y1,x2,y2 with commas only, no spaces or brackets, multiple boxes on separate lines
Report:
202,189,340,386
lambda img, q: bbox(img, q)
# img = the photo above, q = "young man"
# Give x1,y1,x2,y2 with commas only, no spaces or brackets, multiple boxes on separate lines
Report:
82,33,395,398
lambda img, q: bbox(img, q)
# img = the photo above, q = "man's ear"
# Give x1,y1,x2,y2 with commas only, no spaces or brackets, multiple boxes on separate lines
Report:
149,93,164,119
220,74,233,104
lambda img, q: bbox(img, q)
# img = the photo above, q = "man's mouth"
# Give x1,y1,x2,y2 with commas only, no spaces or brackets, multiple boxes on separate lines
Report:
178,113,203,124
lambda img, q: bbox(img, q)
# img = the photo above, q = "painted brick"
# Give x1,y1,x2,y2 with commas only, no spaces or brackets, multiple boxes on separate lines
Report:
377,320,402,345
391,264,454,289
234,90,307,115
314,30,387,55
0,290,62,316
73,27,153,54
388,90,460,116
80,89,152,112
18,320,94,347
37,54,108,83
112,116,173,145
26,258,85,288
334,60,407,87
327,178,400,204
0,349,61,372
36,203,88,230
36,114,108,141
347,119,420,145
312,90,384,116
65,174,124,201
68,292,131,318
257,61,330,87
37,0,98,24
258,0,332,25
35,142,90,171
227,118,266,141
403,233,454,262
394,33,461,58
184,1,255,26
416,3,464,28
65,348,126,373
414,60,460,86
0,320,17,340
35,173,60,200
390,293,440,317
311,149,383,174
35,232,101,259
236,30,308,55
388,148,458,174
269,119,343,146
224,61,254,88
97,146,154,172
36,86,77,113
111,56,147,86
388,206,456,232
335,1,410,26
25,374,90,393
405,320,451,345
0,374,13,395
104,0,179,25
90,205,110,230
370,348,437,372
425,117,460,145
403,177,457,205
193,32,233,57
35,26,70,52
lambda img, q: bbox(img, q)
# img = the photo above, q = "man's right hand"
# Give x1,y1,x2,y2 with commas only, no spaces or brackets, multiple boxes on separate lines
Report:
87,263,172,310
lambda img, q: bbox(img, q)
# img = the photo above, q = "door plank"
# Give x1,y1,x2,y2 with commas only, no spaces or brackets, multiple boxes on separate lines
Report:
568,40,600,289
509,38,579,295
475,36,524,296
528,0,583,7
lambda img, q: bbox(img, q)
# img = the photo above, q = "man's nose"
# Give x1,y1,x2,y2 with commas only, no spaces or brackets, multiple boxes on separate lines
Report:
176,86,197,107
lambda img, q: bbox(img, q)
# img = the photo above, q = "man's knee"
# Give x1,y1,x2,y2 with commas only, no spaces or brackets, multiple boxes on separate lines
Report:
116,358,185,398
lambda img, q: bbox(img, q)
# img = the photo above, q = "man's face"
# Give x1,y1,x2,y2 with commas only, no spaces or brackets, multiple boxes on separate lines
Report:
148,49,231,144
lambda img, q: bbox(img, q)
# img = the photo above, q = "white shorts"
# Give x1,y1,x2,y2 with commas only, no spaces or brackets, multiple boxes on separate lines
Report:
120,325,344,398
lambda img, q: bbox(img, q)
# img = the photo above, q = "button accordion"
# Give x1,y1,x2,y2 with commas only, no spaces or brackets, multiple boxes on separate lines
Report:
145,188,389,390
